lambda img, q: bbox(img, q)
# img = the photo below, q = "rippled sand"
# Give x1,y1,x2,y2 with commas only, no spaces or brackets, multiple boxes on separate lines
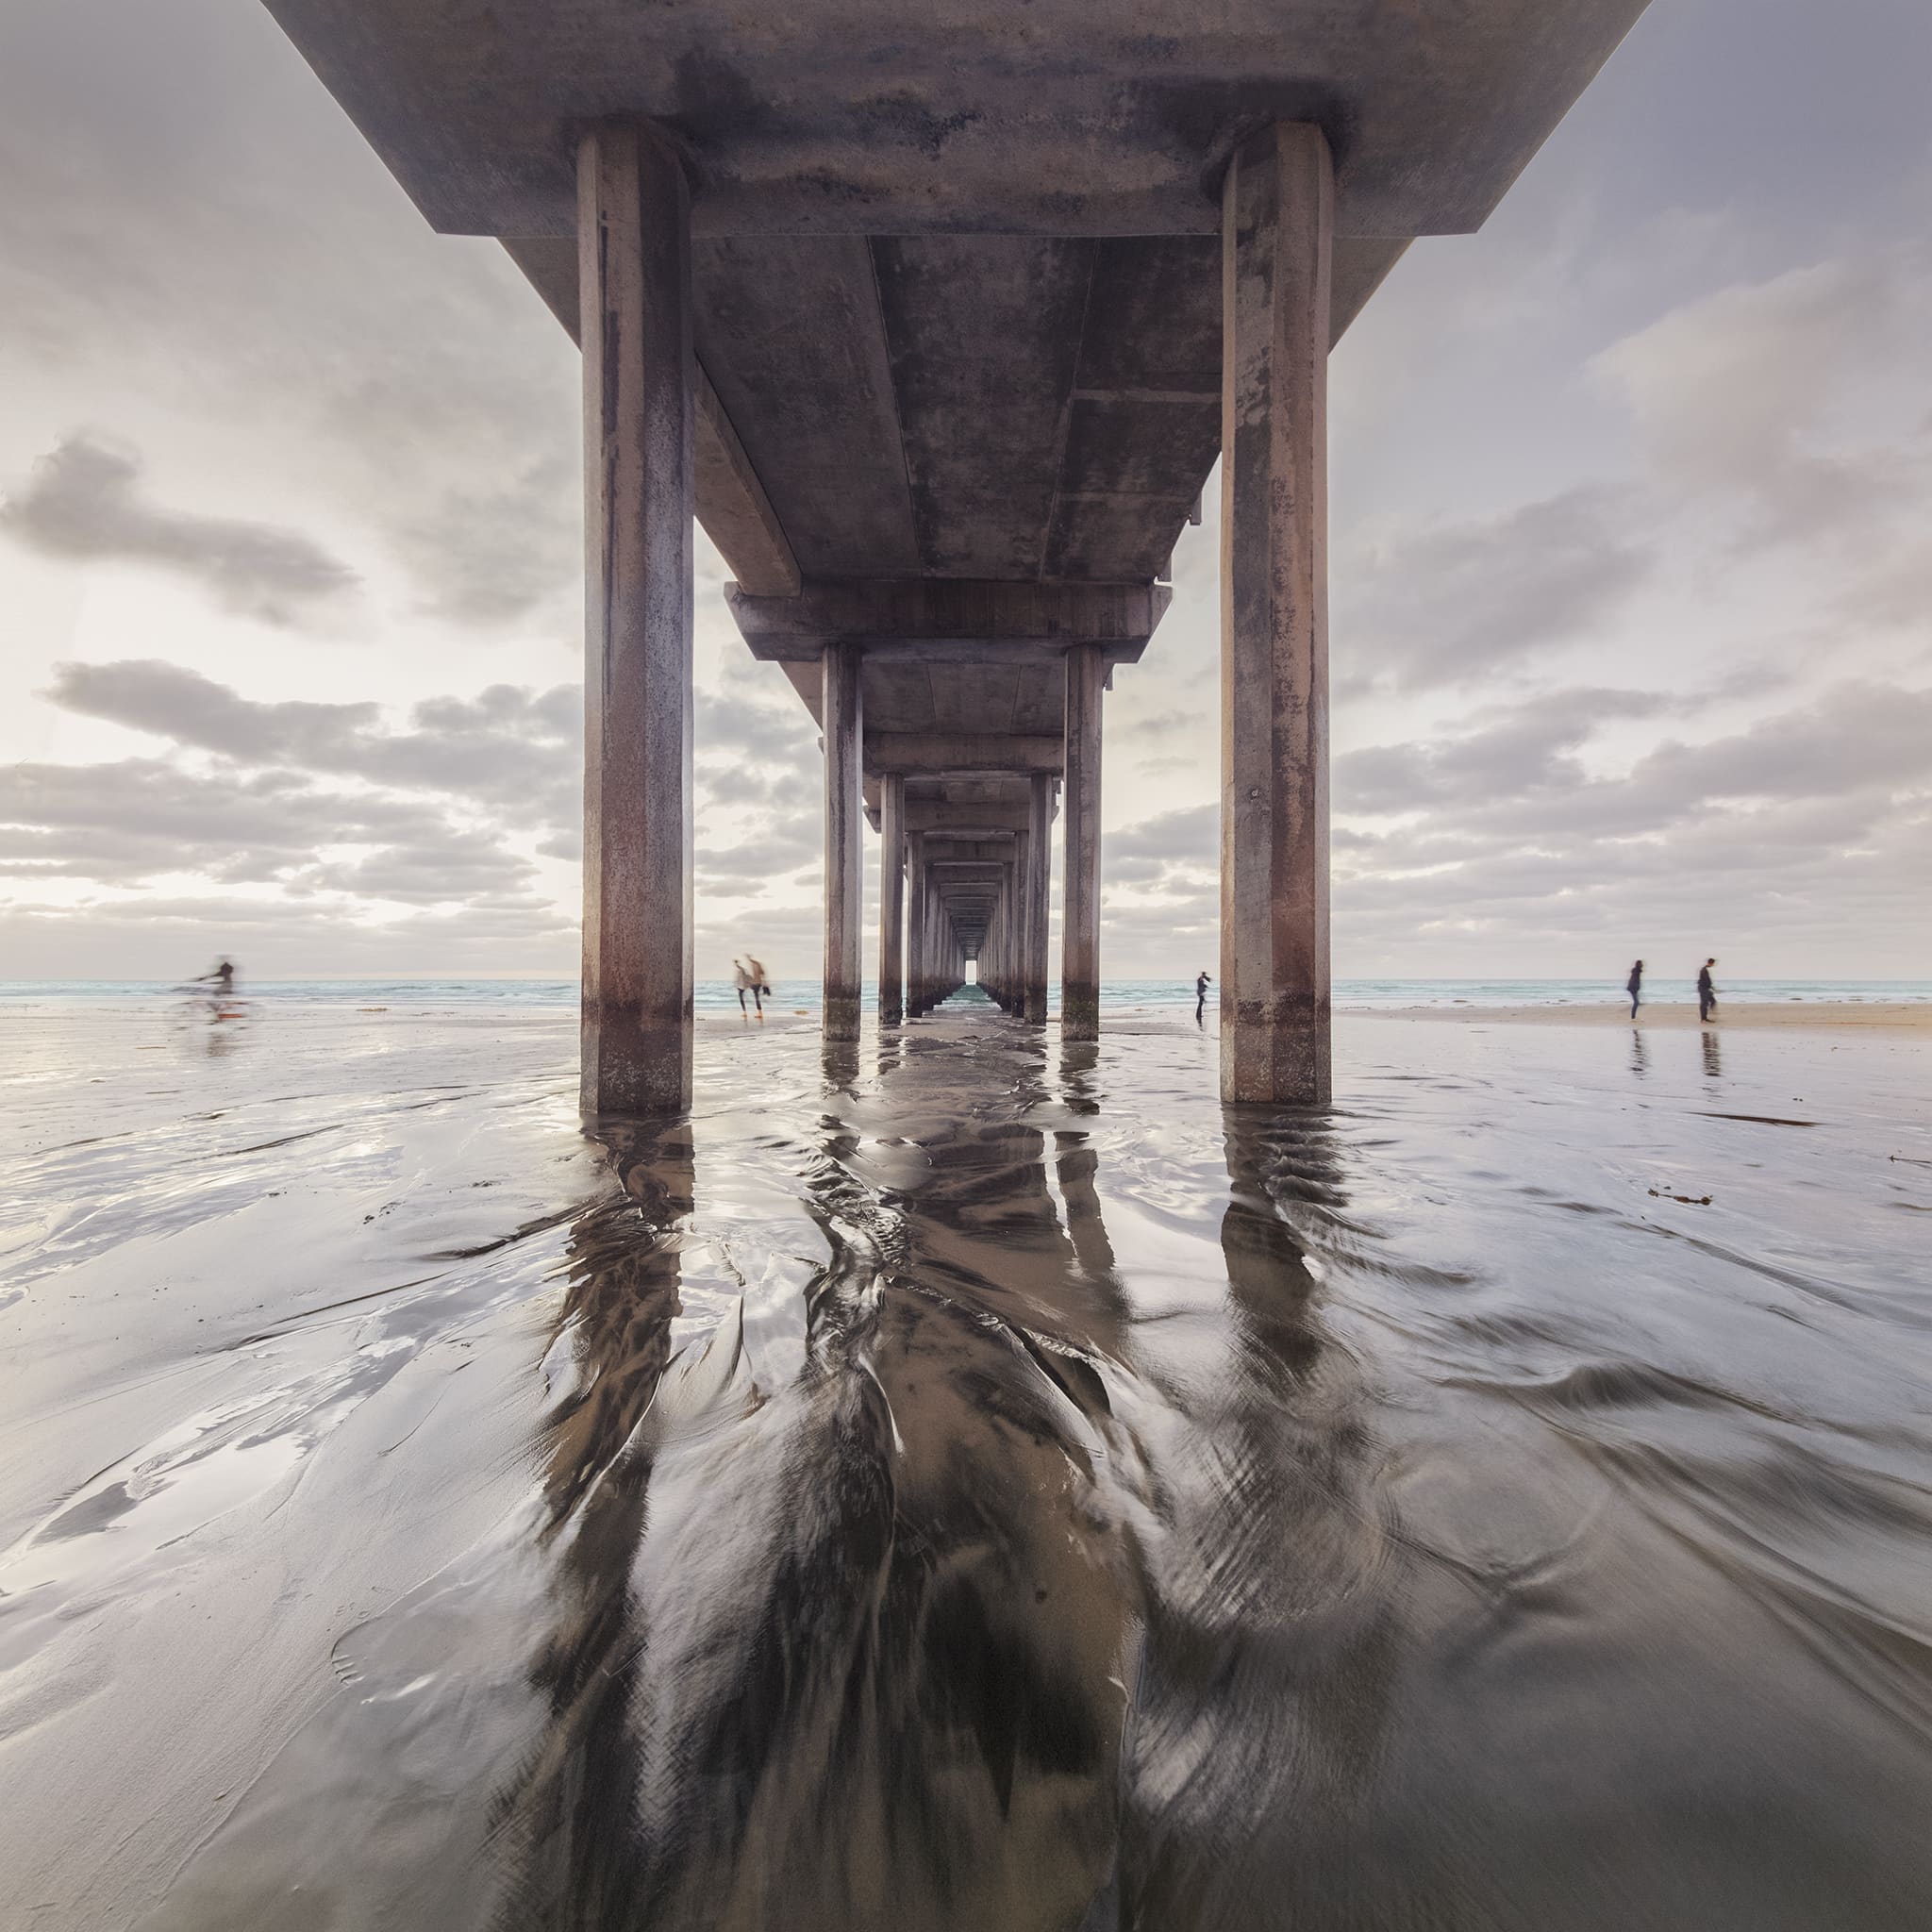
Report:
3,998,1930,1930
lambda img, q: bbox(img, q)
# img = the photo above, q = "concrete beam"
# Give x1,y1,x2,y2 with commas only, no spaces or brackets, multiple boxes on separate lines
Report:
578,125,693,1118
866,733,1063,776
268,2,1654,243
726,578,1171,661
1221,125,1333,1107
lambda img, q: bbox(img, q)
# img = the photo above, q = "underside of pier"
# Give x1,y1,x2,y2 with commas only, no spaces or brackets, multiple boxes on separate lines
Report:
261,0,1651,1110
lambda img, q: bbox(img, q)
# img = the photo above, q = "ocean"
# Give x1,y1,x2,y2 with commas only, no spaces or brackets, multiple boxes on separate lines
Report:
4,975,1928,1010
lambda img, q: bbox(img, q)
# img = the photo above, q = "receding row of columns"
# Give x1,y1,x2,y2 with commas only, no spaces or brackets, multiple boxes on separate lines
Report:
579,116,1334,1115
824,776,1065,1032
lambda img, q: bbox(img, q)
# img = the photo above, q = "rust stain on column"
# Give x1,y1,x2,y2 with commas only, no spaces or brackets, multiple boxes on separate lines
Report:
1221,123,1333,1107
578,124,693,1118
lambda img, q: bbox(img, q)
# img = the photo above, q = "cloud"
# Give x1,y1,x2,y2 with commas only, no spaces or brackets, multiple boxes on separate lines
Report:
1338,688,1671,817
1107,803,1217,867
1338,487,1656,694
1320,677,1932,971
1591,257,1910,530
1,436,358,623
44,658,580,827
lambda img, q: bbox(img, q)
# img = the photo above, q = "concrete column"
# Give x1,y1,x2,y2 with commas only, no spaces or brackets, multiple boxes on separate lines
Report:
578,124,694,1117
908,835,927,1014
1012,858,1027,1012
1024,775,1051,1023
1221,122,1333,1106
1061,641,1105,1041
879,773,906,1024
1011,832,1029,1015
822,641,864,1040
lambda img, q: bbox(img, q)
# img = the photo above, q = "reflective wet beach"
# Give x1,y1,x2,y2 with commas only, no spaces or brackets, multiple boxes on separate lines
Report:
3,1002,1930,1928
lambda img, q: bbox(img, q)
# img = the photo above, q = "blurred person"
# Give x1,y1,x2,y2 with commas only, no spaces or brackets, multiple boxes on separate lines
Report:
1195,969,1211,1024
1697,957,1719,1023
1626,958,1643,1021
733,956,772,1017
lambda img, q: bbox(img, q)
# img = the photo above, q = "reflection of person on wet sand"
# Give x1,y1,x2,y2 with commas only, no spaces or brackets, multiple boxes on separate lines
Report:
733,955,772,1017
1195,970,1211,1024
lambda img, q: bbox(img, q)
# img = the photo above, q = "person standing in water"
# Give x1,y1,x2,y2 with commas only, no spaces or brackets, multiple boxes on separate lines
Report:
1195,970,1211,1024
1626,958,1643,1021
1697,957,1719,1023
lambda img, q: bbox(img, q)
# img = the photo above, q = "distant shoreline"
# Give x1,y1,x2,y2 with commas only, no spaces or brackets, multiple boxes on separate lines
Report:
1350,1000,1932,1032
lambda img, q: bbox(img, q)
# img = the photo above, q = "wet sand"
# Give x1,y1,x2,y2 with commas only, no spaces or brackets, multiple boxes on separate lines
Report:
3,999,1930,1929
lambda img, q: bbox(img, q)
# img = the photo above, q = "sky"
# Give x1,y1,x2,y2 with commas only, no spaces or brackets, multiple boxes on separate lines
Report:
2,0,1929,986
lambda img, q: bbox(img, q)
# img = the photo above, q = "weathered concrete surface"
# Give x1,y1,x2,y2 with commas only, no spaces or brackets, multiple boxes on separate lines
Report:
822,641,864,1041
879,772,905,1024
578,125,694,1117
1221,125,1332,1107
1061,643,1105,1041
262,1,1650,241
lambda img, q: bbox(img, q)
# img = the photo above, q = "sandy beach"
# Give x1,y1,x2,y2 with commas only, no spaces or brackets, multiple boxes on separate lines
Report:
3,996,1930,1929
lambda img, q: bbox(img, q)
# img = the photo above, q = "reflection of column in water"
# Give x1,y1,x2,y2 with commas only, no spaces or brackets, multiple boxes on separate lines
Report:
497,1051,1140,1930
490,1118,696,1918
821,1036,861,1096
1115,1108,1399,1929
1058,1038,1104,1118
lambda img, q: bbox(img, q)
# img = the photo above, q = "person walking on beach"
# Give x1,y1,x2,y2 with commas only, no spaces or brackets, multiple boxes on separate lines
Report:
1195,970,1211,1024
1698,957,1719,1023
733,956,772,1017
1626,958,1643,1021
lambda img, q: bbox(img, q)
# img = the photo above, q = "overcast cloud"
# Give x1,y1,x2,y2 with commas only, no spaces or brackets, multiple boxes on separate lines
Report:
2,0,1930,983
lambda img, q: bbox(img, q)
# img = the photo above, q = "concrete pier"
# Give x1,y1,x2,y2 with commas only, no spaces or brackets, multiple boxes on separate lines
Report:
822,641,864,1041
272,0,1652,1105
576,124,693,1117
1061,643,1105,1041
1221,124,1333,1106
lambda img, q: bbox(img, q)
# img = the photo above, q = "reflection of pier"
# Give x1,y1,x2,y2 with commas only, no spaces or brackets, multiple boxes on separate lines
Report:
261,0,1647,1107
493,1025,1389,1927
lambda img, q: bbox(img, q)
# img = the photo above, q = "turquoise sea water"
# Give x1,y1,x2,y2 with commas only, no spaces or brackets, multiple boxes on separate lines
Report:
2,975,1928,1010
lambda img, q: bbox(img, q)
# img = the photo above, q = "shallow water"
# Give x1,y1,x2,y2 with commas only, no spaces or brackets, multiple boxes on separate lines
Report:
2,1001,1929,1928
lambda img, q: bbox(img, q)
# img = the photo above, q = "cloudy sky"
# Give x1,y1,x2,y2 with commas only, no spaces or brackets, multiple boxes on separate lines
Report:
3,0,1929,986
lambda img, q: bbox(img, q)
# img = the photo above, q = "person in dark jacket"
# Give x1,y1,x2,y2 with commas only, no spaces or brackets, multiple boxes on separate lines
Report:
1697,957,1718,1023
1626,959,1643,1021
1195,970,1211,1024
